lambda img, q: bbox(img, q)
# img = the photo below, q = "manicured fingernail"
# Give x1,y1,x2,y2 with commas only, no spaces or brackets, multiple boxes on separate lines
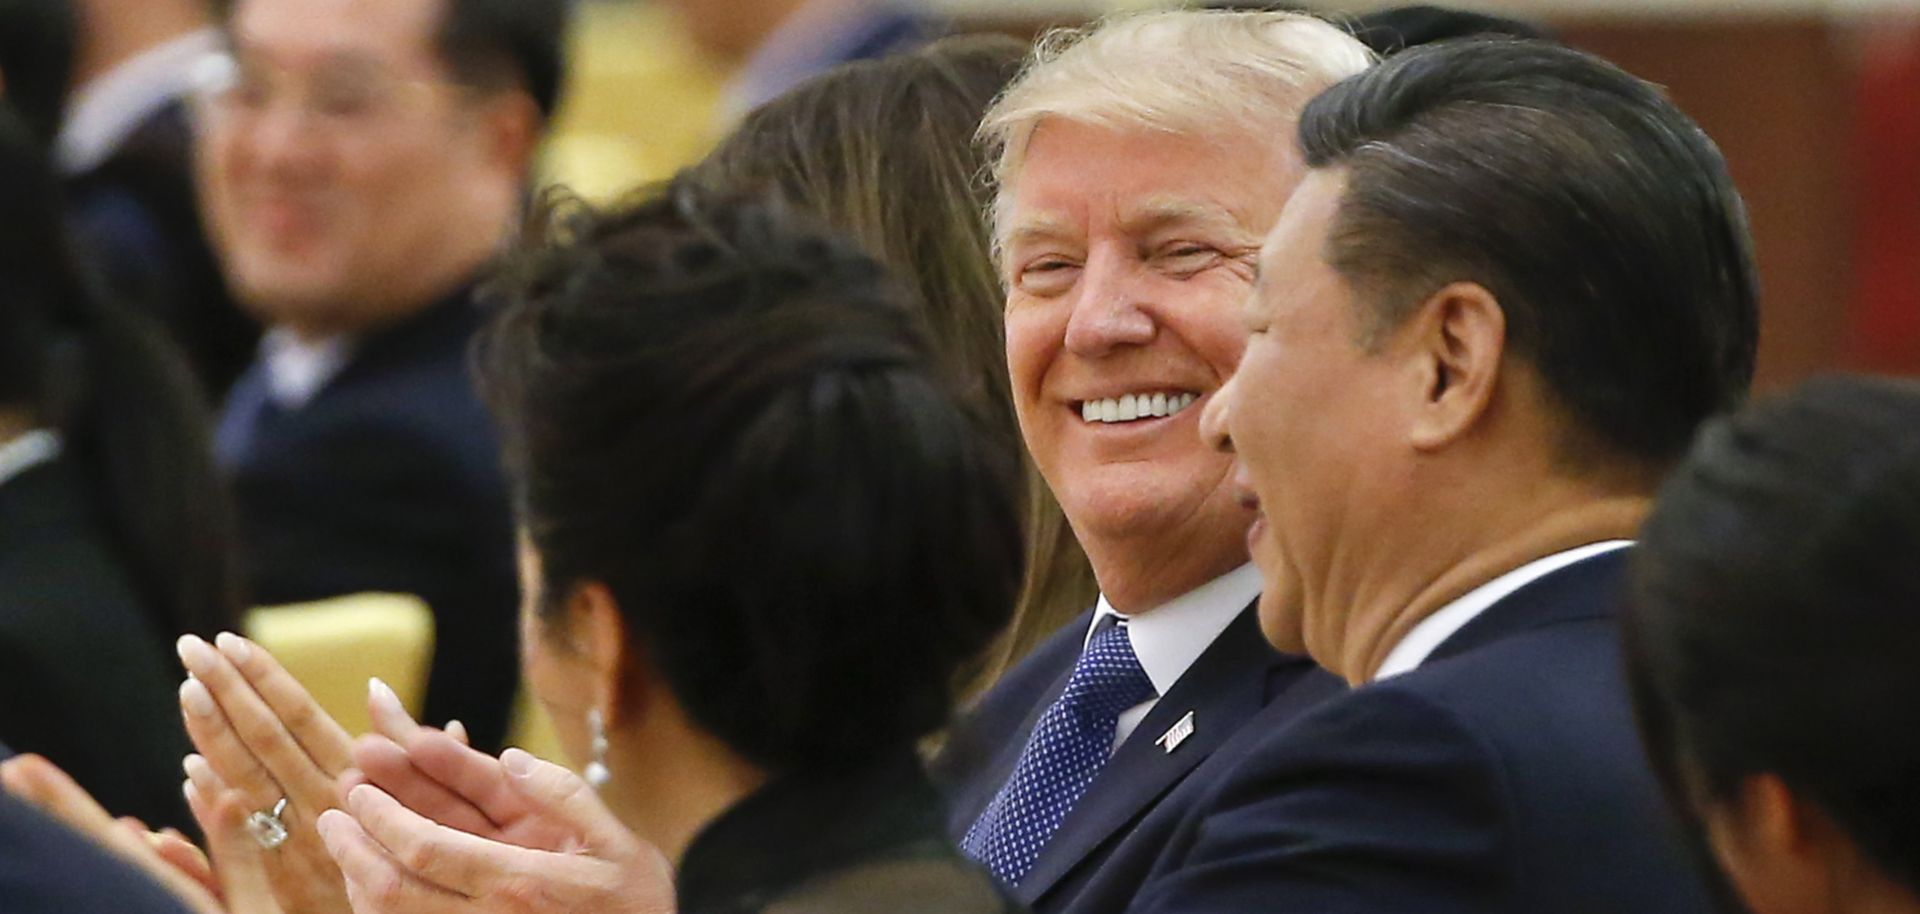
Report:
314,809,342,843
214,632,252,665
180,678,216,718
175,635,216,673
445,719,468,743
367,677,413,723
502,748,535,777
183,754,212,784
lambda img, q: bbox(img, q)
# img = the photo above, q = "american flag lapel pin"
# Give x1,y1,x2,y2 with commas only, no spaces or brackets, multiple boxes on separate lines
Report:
1156,710,1196,754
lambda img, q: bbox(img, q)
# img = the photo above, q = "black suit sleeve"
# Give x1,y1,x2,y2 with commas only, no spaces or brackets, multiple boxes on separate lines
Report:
1134,686,1516,914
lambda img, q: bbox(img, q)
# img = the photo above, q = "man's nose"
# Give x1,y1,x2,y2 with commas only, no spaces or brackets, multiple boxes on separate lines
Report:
1202,372,1237,453
1062,251,1155,358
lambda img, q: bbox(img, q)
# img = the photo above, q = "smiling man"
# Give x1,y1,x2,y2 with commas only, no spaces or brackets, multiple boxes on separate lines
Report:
1132,38,1759,913
204,0,568,752
933,12,1371,914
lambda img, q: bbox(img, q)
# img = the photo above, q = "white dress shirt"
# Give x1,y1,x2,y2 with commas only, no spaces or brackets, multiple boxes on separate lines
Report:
260,329,354,410
55,29,222,175
1087,563,1263,750
1372,540,1634,682
0,429,64,488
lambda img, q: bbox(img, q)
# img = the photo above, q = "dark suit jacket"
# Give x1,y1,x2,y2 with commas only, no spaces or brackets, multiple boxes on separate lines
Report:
217,291,519,750
0,460,193,832
66,99,258,399
679,752,1019,914
935,604,1343,914
1132,550,1720,914
0,758,194,914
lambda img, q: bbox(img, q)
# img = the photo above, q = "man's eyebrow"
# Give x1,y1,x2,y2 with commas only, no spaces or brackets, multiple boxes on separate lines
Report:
1000,213,1079,249
1122,198,1258,244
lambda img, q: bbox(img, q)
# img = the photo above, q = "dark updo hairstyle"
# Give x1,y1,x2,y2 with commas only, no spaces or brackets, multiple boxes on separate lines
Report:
1626,375,1920,896
475,180,1026,771
0,106,241,639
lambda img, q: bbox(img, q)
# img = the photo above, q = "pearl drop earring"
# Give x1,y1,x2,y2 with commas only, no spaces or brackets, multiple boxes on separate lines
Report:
585,707,611,790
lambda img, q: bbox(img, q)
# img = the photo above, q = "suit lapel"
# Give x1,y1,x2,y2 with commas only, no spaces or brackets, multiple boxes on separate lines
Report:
1016,604,1286,904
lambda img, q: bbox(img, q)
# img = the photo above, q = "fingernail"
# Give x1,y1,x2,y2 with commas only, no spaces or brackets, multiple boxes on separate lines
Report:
182,779,196,807
180,678,216,718
445,719,468,743
183,754,211,784
314,809,341,842
176,635,216,673
502,748,535,778
214,632,252,665
368,677,413,722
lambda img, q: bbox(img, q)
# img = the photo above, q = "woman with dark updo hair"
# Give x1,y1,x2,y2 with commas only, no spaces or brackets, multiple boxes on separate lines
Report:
1627,375,1920,914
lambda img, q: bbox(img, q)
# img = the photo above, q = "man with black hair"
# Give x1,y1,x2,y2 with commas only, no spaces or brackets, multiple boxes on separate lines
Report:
204,0,570,754
1131,37,1756,914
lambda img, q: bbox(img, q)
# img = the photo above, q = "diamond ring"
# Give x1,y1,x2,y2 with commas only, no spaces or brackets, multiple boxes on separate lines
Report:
246,797,290,849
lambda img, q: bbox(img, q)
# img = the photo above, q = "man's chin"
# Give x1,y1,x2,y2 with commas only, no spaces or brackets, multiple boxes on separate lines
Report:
1256,589,1309,658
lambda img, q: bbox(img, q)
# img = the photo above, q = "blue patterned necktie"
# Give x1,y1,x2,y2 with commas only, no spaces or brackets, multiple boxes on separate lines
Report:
961,617,1158,886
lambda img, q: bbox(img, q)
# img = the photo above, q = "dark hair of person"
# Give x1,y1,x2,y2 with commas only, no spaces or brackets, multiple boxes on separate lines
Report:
1625,375,1920,898
218,0,570,119
0,107,242,638
1297,38,1759,472
475,180,1026,771
0,0,77,144
434,0,571,119
691,34,1098,690
1345,5,1549,54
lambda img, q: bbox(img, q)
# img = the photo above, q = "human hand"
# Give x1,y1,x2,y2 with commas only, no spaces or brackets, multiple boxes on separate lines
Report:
318,748,675,914
175,632,466,914
0,752,285,914
343,728,576,853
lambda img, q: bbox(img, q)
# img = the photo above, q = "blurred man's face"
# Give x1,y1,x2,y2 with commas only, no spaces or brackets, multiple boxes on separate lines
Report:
199,0,506,334
1001,120,1299,590
1204,168,1407,655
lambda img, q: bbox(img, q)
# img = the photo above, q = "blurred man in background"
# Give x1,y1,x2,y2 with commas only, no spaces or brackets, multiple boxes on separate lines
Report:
205,0,569,752
662,0,939,123
59,0,255,399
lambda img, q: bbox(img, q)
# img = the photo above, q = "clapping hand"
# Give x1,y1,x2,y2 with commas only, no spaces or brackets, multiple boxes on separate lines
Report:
319,734,675,914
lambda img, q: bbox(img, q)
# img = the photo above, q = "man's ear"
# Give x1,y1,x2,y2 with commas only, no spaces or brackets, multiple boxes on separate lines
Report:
1703,773,1836,914
477,92,544,177
1401,281,1505,452
564,581,640,727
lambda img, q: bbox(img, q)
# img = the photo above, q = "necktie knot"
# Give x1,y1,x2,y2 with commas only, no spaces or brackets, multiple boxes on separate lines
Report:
1059,619,1157,720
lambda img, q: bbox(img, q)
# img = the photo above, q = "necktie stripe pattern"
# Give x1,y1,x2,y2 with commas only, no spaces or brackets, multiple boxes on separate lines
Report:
961,618,1157,886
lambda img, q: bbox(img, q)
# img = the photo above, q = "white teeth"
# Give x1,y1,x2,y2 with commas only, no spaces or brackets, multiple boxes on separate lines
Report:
1080,391,1201,424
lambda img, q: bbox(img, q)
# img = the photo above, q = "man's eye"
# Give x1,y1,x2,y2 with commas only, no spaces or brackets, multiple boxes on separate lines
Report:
1017,259,1078,294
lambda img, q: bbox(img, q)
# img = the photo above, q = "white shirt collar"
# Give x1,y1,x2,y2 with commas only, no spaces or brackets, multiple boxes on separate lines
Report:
0,430,65,488
55,29,223,175
1373,540,1634,682
261,329,355,409
1088,563,1262,697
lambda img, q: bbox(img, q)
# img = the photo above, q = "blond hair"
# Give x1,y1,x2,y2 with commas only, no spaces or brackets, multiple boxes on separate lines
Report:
980,9,1374,244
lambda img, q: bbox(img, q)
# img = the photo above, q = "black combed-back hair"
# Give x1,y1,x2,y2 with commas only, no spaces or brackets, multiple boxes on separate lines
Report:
1297,38,1759,473
0,106,242,638
1627,375,1920,896
476,179,1025,771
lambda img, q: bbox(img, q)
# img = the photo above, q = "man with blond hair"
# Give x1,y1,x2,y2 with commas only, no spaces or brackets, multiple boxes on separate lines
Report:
932,12,1372,914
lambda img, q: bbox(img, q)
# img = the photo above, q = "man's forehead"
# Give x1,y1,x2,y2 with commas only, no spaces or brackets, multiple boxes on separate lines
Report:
231,0,442,67
1005,193,1260,245
1261,167,1347,265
